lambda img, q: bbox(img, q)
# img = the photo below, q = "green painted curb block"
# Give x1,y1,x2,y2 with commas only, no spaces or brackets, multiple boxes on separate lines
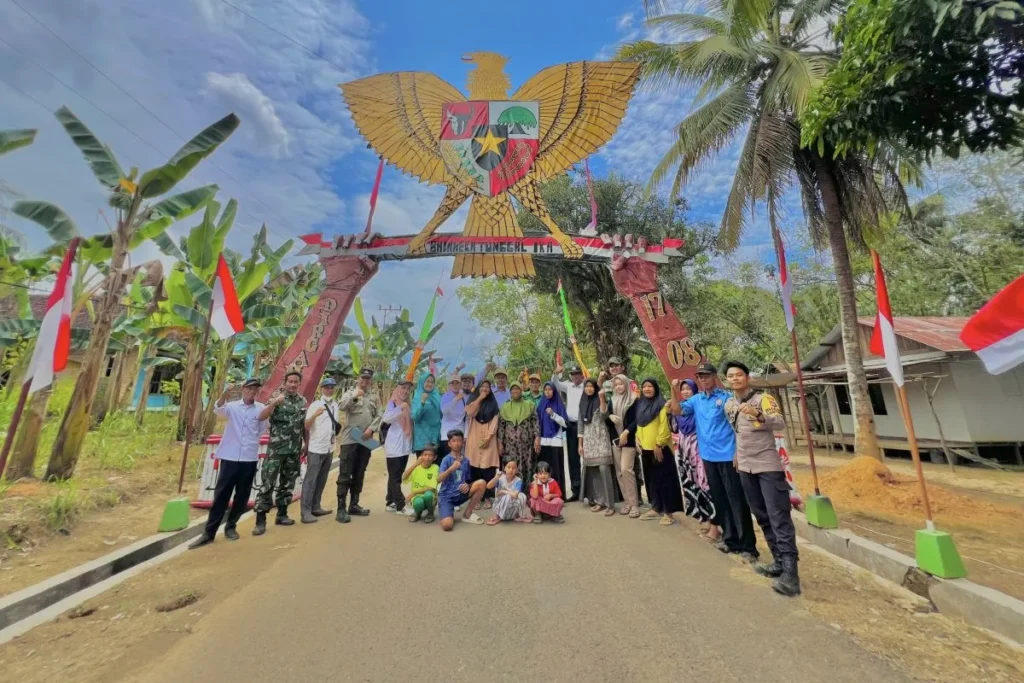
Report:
804,494,839,529
916,528,967,579
158,498,191,533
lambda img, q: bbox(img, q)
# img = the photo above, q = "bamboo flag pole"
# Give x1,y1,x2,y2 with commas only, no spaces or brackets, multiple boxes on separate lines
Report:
0,238,80,481
176,297,215,495
894,384,934,529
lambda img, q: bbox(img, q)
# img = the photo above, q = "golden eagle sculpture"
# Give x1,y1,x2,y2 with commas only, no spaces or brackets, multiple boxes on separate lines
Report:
340,52,641,278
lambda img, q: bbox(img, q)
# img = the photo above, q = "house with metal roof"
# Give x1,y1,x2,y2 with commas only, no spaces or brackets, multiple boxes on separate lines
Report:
794,316,1024,466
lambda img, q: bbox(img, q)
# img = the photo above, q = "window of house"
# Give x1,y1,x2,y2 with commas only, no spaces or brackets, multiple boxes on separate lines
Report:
834,384,851,415
868,383,888,415
104,355,115,377
149,362,181,394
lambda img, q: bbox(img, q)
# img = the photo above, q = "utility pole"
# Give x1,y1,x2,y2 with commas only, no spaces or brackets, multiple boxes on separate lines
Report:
378,304,401,326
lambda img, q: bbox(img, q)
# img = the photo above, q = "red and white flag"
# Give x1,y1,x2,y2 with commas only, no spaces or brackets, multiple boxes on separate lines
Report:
210,254,244,339
26,244,76,394
960,273,1024,375
869,251,904,386
772,227,795,332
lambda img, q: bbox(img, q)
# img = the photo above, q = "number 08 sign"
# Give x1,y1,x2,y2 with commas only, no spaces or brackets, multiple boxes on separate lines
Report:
610,257,704,382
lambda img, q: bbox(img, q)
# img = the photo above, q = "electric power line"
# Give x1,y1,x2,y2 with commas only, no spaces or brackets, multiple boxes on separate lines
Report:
3,0,302,241
0,36,267,243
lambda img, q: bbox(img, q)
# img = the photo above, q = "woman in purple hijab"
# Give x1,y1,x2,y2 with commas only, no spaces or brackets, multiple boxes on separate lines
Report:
536,382,569,495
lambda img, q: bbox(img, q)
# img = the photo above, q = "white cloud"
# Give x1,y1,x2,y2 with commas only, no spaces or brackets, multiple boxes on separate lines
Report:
203,72,291,158
617,12,635,30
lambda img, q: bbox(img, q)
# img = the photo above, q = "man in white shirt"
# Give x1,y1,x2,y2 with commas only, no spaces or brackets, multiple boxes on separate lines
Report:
552,363,585,502
300,376,340,524
190,378,268,549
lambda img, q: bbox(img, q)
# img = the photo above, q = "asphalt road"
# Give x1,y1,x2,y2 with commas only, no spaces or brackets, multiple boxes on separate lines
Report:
129,460,908,683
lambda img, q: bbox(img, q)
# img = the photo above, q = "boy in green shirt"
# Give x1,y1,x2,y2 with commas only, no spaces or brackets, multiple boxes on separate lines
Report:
402,444,440,523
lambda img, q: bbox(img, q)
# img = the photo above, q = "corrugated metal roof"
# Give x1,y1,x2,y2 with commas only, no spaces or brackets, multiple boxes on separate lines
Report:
857,316,970,352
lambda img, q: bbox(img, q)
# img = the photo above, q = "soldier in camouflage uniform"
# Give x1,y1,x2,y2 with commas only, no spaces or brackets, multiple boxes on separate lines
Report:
254,371,308,535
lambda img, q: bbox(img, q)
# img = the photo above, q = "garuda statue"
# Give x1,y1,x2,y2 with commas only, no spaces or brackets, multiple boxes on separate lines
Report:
340,52,639,278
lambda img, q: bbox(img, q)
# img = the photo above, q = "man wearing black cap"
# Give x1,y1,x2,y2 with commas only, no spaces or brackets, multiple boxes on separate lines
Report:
189,378,268,549
552,362,585,501
671,362,758,560
336,368,382,522
300,376,340,523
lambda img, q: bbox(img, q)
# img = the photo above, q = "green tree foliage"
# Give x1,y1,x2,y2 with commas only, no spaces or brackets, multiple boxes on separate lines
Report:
801,0,1024,159
518,174,716,367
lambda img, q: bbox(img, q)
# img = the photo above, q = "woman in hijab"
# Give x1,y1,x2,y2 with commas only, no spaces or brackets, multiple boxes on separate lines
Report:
465,379,501,508
411,373,442,457
672,379,718,536
497,382,540,487
630,378,683,525
608,374,641,518
536,382,569,495
578,378,619,516
382,380,415,515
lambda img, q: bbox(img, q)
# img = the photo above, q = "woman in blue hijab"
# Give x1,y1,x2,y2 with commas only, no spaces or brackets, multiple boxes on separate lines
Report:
411,373,442,456
536,382,569,495
672,378,718,537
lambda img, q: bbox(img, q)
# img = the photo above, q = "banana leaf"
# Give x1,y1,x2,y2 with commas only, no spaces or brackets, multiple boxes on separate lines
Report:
55,107,124,188
11,200,80,242
0,128,36,155
138,113,240,197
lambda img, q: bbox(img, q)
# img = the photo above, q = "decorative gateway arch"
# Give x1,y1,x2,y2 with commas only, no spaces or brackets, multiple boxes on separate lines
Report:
259,53,703,402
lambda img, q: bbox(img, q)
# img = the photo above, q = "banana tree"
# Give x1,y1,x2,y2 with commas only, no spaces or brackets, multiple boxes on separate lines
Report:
12,106,238,479
0,129,36,156
344,299,443,391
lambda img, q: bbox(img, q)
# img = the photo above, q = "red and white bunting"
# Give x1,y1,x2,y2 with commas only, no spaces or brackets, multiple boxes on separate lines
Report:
869,251,904,387
210,255,244,339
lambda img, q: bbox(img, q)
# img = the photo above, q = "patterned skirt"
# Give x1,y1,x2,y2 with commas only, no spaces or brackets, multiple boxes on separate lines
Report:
529,495,564,518
676,431,716,524
494,492,528,520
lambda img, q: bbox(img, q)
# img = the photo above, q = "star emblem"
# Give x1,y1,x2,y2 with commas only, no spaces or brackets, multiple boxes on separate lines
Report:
474,128,505,157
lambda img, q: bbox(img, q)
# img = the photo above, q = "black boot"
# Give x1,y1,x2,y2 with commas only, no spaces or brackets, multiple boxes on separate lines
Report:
276,505,295,525
188,532,214,549
223,525,240,541
772,555,801,597
335,508,351,523
253,512,267,536
753,559,783,578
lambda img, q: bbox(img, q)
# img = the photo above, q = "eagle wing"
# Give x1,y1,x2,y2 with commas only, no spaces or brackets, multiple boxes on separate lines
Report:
340,72,466,185
513,61,640,180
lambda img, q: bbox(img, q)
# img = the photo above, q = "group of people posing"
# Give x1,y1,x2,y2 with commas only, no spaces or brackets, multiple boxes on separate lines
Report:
189,356,801,598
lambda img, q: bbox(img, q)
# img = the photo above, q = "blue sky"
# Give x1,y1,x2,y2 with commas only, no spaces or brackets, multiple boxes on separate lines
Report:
0,0,783,371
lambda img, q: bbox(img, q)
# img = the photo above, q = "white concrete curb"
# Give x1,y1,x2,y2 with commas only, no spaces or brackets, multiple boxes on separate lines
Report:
792,510,1024,645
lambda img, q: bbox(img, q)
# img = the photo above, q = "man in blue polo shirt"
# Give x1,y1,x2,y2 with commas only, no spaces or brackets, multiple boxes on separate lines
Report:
672,362,757,560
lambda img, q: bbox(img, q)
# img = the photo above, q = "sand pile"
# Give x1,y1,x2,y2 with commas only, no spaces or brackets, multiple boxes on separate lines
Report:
816,456,1019,527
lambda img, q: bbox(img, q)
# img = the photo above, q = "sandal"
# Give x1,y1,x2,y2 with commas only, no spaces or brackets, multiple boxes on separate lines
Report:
462,513,484,525
483,500,493,510
603,508,616,517
640,509,660,521
618,506,630,515
628,507,641,519
590,504,604,512
532,517,543,524
486,516,501,526
515,515,533,523
659,514,675,526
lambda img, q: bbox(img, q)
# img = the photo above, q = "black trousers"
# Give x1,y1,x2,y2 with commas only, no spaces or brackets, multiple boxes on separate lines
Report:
204,459,258,537
565,421,582,498
385,455,409,510
470,465,497,501
704,460,758,556
539,444,565,496
639,449,656,508
337,443,372,508
740,470,798,560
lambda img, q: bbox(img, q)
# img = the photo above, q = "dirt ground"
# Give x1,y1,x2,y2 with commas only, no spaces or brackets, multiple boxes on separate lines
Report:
1,460,1022,683
1,437,206,597
788,448,1024,601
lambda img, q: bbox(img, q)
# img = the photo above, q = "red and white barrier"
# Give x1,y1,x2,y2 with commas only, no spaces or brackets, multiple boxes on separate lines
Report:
191,434,306,509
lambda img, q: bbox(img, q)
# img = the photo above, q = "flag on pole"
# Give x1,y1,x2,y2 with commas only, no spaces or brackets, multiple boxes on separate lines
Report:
960,273,1024,375
869,250,904,386
26,244,76,394
772,227,795,332
405,286,443,380
556,348,563,368
556,279,589,377
364,156,385,233
581,159,598,235
210,254,244,339
428,356,437,377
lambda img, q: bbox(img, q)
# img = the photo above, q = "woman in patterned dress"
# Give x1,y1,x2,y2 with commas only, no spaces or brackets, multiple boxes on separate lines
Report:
672,379,719,539
579,378,619,516
497,382,539,485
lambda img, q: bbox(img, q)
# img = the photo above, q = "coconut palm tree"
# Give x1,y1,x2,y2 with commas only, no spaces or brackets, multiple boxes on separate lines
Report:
618,0,918,458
